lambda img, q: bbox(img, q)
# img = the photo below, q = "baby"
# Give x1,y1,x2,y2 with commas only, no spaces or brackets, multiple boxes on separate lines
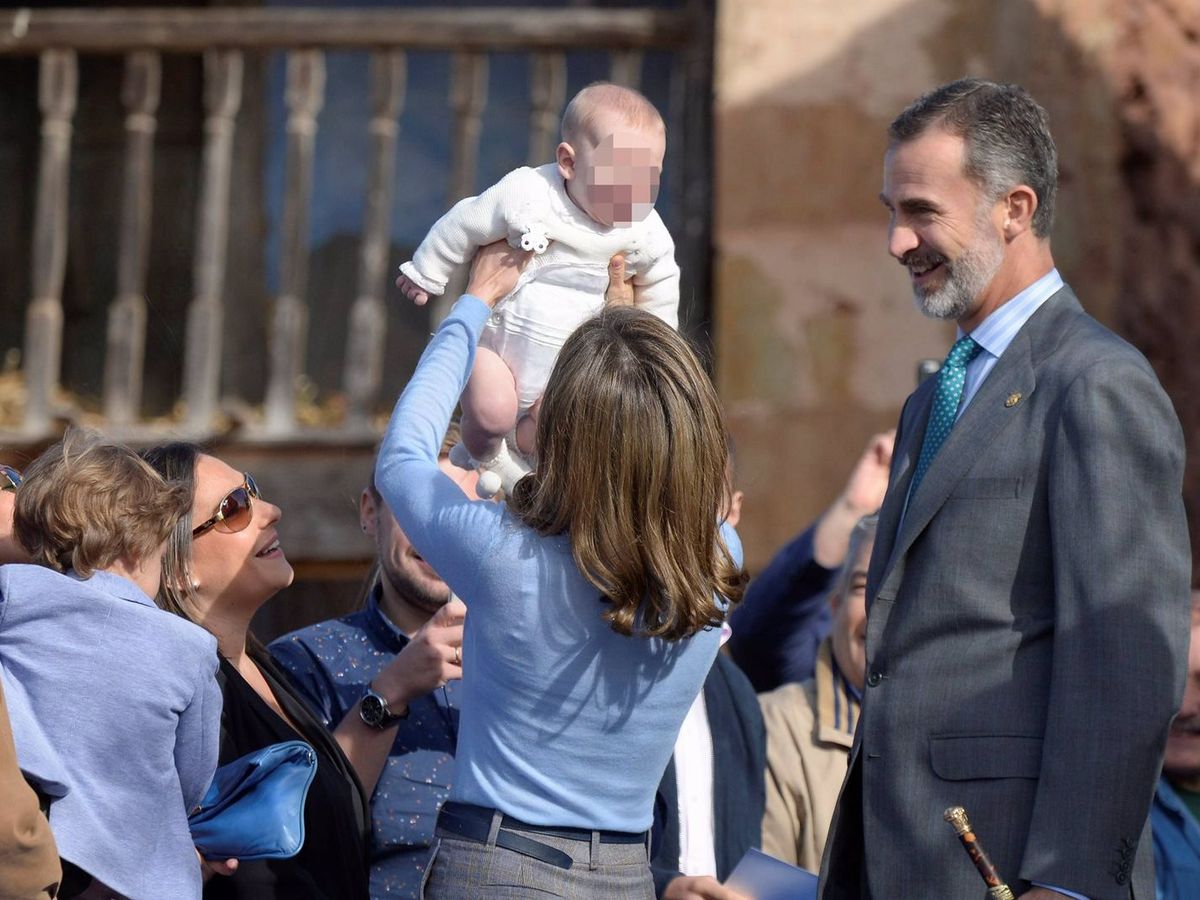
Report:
396,82,680,496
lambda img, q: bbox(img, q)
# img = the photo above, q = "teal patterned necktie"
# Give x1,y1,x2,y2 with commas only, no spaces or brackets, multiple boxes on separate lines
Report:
910,335,983,493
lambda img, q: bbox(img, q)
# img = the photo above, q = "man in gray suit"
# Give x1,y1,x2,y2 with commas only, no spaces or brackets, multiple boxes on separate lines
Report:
818,79,1192,899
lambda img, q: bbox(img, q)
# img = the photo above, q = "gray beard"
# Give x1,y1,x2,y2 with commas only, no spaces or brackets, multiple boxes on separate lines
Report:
911,234,1004,321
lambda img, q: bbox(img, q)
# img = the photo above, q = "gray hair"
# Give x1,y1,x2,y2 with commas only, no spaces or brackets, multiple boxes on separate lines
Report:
889,78,1058,238
831,514,879,604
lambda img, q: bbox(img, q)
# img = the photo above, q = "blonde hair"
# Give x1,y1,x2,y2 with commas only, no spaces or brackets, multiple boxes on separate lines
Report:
561,81,665,147
509,307,746,640
14,428,190,578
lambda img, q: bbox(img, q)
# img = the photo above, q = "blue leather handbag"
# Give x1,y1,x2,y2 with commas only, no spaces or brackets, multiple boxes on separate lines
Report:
189,740,318,861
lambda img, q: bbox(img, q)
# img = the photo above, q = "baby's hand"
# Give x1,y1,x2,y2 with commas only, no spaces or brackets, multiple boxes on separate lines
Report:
395,272,430,306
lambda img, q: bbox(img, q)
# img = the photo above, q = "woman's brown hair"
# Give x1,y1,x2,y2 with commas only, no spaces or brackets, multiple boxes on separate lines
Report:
509,306,746,640
14,428,190,578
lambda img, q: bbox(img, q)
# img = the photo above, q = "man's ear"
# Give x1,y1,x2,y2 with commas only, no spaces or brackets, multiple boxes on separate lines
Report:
360,488,378,538
556,141,576,182
1002,184,1038,239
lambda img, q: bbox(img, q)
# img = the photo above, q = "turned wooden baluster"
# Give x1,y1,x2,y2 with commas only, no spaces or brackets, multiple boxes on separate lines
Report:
182,50,243,433
342,51,405,431
527,52,566,166
23,50,76,435
264,50,324,434
671,0,714,333
431,51,488,327
609,49,644,90
103,51,161,426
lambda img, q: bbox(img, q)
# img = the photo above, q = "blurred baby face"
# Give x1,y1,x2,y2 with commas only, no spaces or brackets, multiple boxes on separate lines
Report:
561,122,665,228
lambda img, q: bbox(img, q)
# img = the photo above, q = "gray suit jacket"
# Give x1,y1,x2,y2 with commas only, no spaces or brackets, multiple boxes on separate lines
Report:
818,287,1191,899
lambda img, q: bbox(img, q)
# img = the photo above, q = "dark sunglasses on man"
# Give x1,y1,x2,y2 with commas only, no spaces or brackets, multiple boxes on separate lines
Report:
0,465,22,492
192,473,261,537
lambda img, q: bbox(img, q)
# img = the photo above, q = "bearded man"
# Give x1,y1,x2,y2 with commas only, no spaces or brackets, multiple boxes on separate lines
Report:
818,79,1191,900
271,429,475,899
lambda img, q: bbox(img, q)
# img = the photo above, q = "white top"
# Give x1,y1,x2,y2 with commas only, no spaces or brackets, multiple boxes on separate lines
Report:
673,690,718,877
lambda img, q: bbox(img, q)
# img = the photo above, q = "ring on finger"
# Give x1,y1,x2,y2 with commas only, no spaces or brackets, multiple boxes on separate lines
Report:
453,646,461,666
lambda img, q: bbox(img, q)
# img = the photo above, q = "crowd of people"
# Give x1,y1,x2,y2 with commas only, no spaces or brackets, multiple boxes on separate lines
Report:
1,76,1198,900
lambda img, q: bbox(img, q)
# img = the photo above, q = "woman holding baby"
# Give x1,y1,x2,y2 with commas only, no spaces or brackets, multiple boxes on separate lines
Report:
379,231,745,900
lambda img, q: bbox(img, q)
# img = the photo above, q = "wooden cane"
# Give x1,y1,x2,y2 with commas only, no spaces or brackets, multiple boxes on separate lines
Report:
943,806,1017,900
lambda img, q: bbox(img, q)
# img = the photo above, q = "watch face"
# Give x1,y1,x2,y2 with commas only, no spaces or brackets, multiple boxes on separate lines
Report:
361,692,386,726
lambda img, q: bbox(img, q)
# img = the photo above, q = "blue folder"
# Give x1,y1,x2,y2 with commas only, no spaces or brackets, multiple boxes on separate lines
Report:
724,848,819,900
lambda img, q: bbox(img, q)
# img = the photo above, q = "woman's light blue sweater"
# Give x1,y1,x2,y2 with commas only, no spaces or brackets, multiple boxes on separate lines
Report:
376,295,740,833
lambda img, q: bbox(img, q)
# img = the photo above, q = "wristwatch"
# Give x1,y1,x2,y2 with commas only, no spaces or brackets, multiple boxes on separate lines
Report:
359,687,408,729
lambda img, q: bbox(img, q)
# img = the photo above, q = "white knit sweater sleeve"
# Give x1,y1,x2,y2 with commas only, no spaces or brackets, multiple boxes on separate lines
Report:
632,215,681,330
400,167,538,296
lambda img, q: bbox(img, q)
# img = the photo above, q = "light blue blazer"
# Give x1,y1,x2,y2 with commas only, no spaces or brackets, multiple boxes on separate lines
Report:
0,565,222,899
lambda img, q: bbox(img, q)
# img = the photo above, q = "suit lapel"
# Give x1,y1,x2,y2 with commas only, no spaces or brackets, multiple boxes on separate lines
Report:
875,322,1039,601
867,381,934,604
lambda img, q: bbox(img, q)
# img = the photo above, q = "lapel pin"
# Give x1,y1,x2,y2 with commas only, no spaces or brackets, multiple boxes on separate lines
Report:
1005,392,1022,408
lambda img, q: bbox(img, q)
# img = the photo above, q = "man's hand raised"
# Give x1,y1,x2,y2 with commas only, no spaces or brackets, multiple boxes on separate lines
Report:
372,597,467,711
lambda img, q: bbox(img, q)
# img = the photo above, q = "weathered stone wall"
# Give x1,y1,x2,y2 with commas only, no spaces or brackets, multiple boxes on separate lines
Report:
714,0,1200,575
1103,0,1200,582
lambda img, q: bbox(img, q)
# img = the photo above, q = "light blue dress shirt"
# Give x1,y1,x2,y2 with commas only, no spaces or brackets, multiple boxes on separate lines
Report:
956,267,1064,417
900,268,1063,519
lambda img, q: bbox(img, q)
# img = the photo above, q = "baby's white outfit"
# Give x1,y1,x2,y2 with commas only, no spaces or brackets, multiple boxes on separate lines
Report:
400,163,680,412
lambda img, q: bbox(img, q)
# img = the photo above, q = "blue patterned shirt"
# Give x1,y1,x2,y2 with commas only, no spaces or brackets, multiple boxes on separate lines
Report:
270,588,460,900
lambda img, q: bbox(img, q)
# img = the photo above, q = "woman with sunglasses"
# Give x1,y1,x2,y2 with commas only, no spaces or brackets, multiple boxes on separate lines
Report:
378,243,746,899
142,447,371,900
0,430,222,899
0,463,28,565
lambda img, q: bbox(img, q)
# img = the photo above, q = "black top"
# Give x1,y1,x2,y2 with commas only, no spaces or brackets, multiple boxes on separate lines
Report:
204,649,370,900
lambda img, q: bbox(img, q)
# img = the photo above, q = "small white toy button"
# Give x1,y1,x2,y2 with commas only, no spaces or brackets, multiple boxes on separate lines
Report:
476,470,503,499
519,225,550,255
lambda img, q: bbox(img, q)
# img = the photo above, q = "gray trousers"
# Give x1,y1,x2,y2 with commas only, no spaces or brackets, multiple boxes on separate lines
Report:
420,808,654,899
